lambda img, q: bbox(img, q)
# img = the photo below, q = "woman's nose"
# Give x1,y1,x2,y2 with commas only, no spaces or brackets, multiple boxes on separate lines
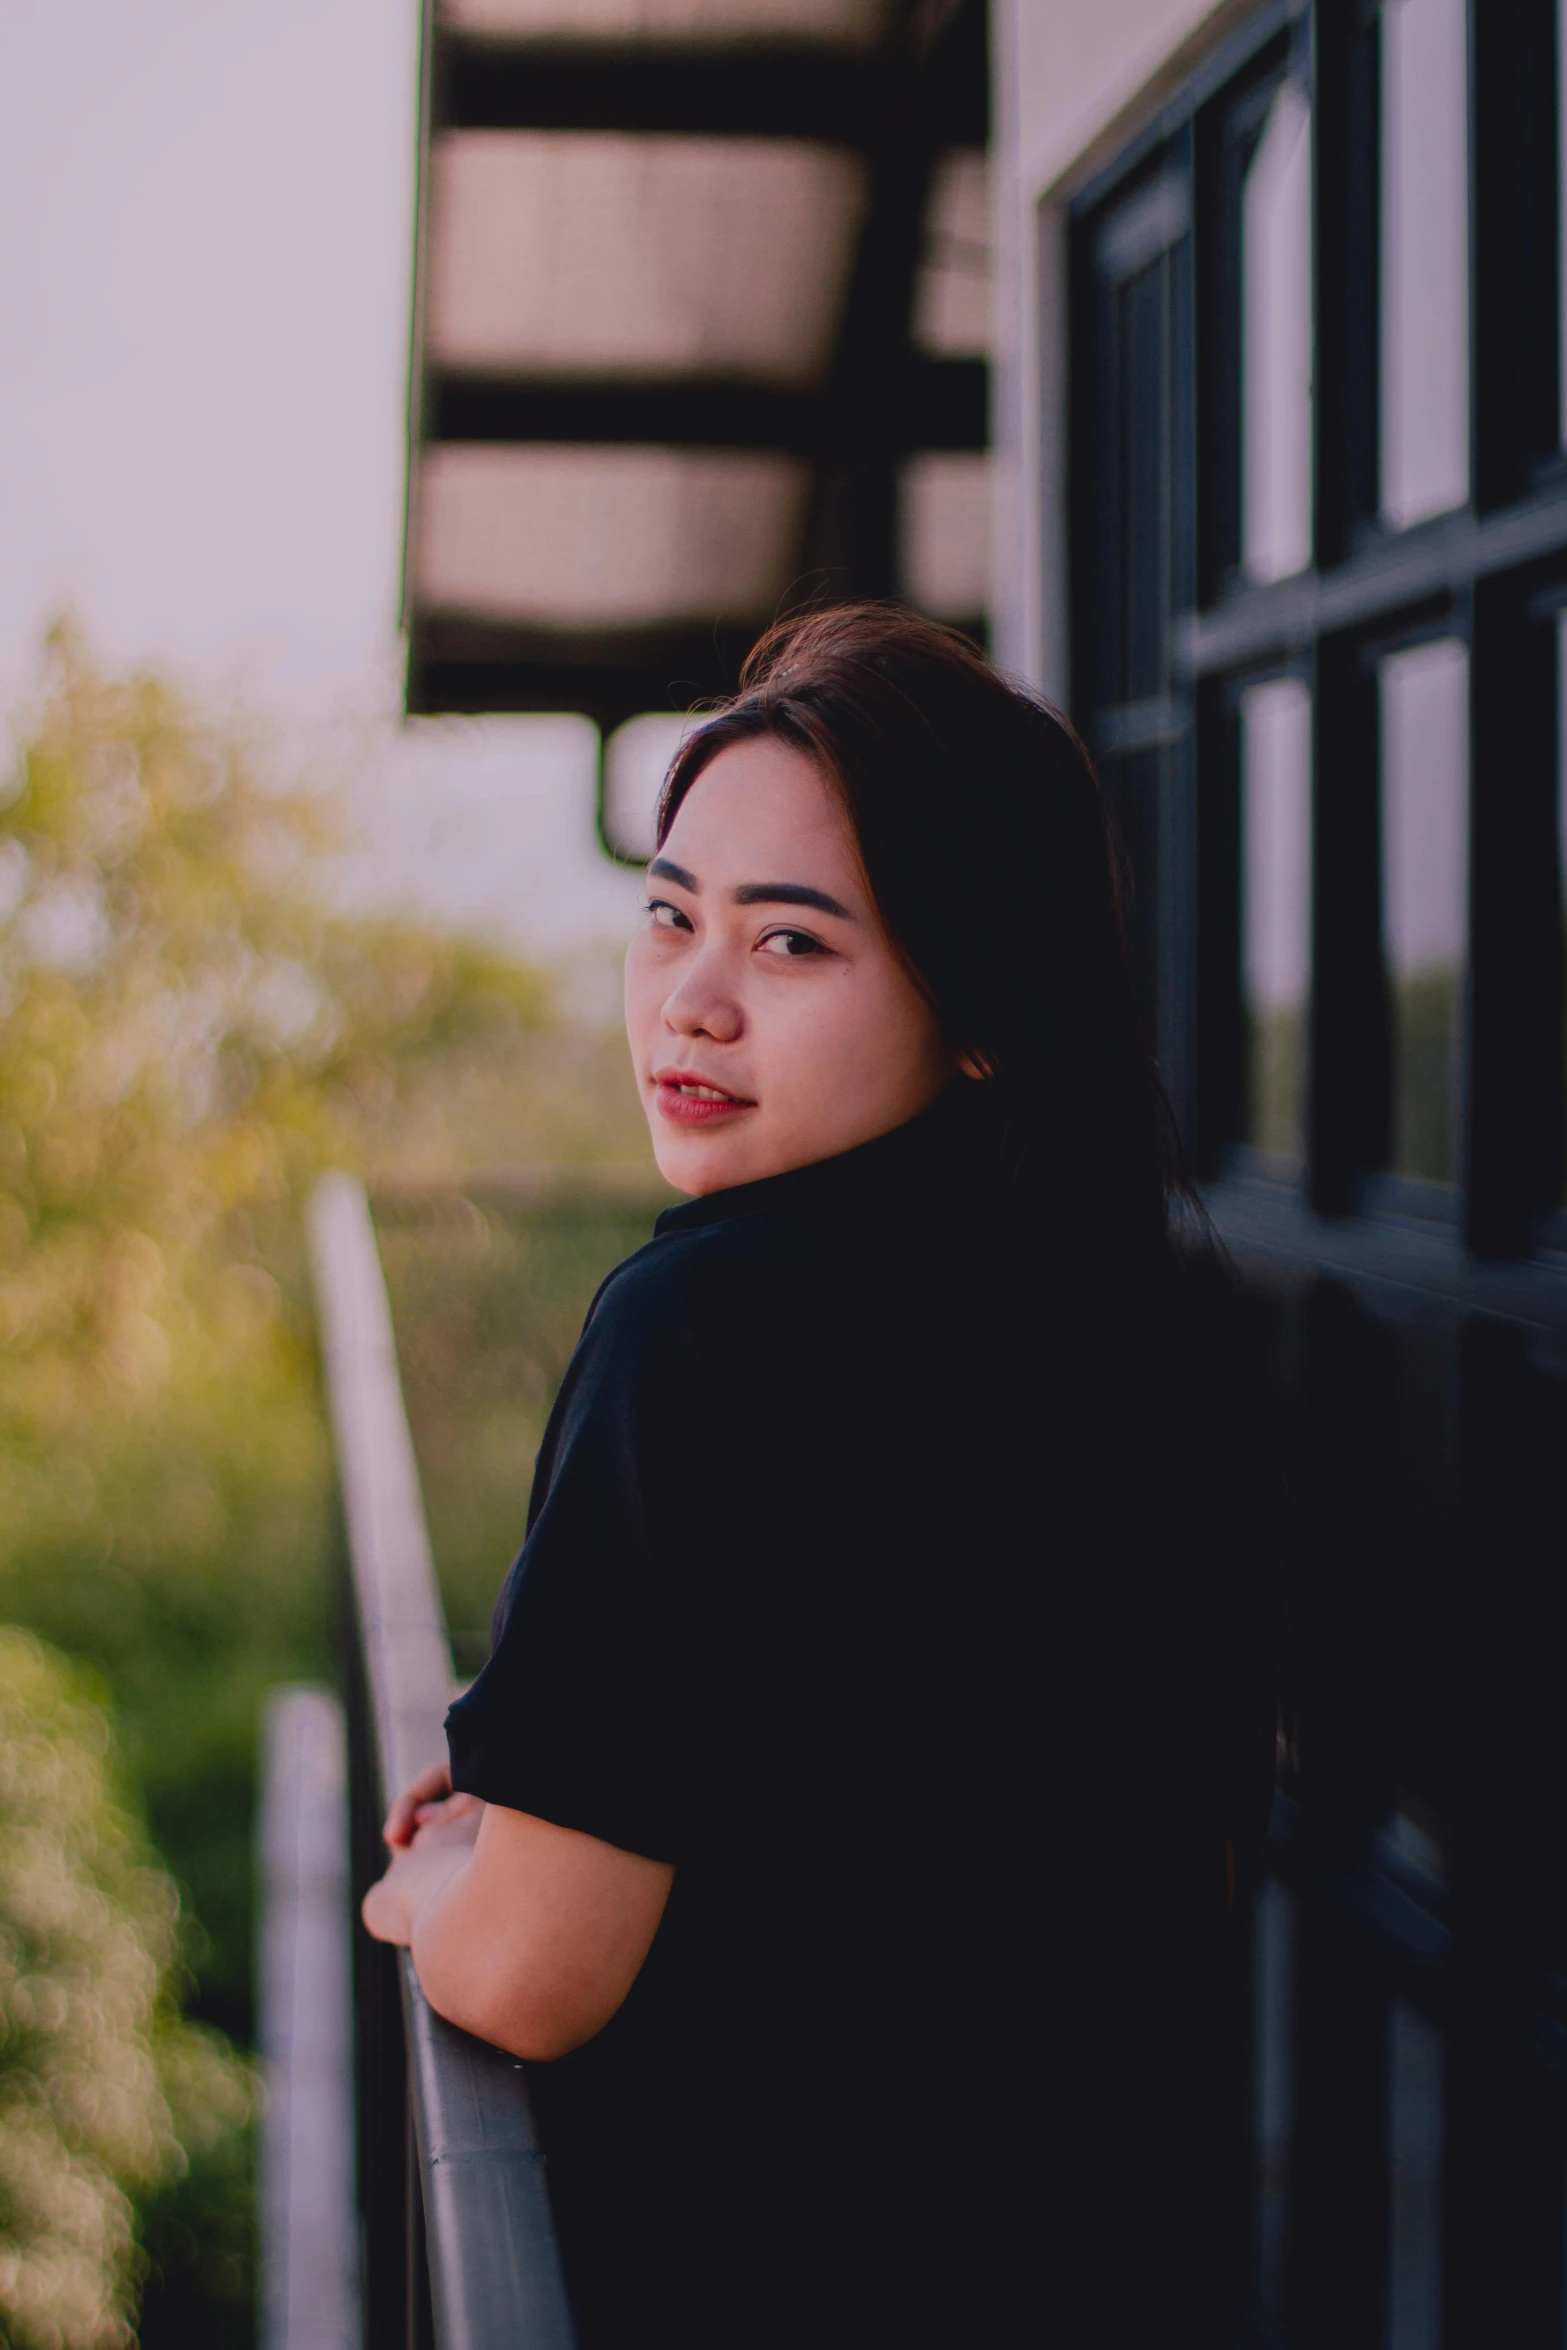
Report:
662,955,742,1043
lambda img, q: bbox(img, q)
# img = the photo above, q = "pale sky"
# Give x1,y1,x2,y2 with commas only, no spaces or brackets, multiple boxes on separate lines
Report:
0,0,647,959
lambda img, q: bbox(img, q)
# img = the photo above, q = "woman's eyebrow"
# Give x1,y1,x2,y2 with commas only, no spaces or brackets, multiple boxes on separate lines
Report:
647,857,699,891
732,881,854,918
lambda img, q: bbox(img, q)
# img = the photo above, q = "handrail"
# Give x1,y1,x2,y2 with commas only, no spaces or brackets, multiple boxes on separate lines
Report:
309,1171,578,2350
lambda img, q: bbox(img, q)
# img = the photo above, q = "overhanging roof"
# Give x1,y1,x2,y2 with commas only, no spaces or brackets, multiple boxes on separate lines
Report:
401,0,991,733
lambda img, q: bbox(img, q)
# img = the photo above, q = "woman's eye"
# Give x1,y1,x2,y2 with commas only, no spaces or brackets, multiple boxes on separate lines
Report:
757,928,824,960
644,898,693,933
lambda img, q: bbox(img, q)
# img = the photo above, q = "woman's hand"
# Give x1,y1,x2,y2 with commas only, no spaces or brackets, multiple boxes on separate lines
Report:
363,1761,486,1947
383,1759,481,1847
363,1791,674,2060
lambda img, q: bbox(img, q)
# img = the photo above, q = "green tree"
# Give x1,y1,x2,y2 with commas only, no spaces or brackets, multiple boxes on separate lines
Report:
0,625,645,2342
0,1627,255,2350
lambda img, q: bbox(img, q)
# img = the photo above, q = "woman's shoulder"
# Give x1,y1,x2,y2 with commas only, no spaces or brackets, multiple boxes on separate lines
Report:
581,1206,814,1357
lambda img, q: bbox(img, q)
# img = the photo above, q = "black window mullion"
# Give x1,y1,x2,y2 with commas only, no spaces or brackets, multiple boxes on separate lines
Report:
1104,748,1164,1072
1162,145,1199,1142
1158,726,1199,1149
1287,1279,1401,2348
1466,571,1562,1254
1288,1901,1394,2348
1122,259,1172,701
1471,0,1560,514
1310,628,1387,1213
1067,216,1121,723
1168,126,1198,633
1194,674,1244,1175
1441,1319,1567,2350
1314,0,1382,566
1296,1277,1403,1850
1067,149,1200,1143
1195,39,1298,603
1195,87,1246,600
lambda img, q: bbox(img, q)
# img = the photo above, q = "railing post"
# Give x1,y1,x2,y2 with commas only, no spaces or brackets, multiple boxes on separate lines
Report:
310,1173,578,2350
258,1684,360,2350
341,1562,419,2350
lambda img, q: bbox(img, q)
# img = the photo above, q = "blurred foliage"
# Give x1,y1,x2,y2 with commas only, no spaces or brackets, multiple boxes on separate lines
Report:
1243,1001,1305,1167
133,2021,258,2350
0,1627,256,2350
376,1190,665,1670
0,621,561,2028
0,624,652,2343
1392,966,1461,1185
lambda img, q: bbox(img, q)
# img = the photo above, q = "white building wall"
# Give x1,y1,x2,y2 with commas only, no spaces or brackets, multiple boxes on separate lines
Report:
990,0,1241,697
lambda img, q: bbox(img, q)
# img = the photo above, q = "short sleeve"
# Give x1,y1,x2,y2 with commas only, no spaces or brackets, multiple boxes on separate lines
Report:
444,1243,718,1862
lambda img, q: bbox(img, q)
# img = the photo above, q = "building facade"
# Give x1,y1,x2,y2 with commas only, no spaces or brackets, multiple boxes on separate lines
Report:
991,5,1567,2343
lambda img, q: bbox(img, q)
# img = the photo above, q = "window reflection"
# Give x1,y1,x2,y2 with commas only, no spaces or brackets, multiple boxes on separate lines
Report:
1380,0,1470,529
1243,79,1312,582
1380,640,1468,1183
1240,677,1312,1164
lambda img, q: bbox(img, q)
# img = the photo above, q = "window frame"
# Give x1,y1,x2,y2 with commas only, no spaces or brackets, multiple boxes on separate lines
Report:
1058,25,1567,2347
1061,0,1567,1261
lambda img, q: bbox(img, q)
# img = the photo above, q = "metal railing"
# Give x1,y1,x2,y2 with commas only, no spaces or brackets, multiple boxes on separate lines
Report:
309,1172,578,2350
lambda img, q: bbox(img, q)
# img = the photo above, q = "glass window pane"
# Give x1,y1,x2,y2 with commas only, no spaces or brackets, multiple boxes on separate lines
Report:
1380,639,1469,1183
1240,678,1312,1163
1243,80,1313,582
1380,0,1470,528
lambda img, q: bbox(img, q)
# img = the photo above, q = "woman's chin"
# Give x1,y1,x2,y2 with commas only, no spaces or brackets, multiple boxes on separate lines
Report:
651,1127,756,1197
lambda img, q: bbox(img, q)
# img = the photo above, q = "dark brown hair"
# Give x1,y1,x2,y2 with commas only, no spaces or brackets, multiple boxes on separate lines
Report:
658,603,1179,1258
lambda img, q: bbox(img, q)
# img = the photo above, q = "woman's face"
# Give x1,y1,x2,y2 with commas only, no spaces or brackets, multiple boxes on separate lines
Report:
624,735,954,1195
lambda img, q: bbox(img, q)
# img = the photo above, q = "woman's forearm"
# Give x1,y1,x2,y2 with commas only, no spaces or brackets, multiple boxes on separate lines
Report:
363,1790,675,2062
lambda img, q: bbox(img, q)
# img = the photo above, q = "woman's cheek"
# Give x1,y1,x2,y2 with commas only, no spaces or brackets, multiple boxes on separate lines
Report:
766,974,868,1118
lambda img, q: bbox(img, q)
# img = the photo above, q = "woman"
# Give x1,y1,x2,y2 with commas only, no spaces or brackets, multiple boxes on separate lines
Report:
363,606,1277,2346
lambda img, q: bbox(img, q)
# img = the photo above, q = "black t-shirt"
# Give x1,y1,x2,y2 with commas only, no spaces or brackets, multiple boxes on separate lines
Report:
446,1087,1276,2349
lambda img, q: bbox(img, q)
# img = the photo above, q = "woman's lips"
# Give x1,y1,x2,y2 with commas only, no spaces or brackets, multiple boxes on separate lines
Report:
652,1073,756,1126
